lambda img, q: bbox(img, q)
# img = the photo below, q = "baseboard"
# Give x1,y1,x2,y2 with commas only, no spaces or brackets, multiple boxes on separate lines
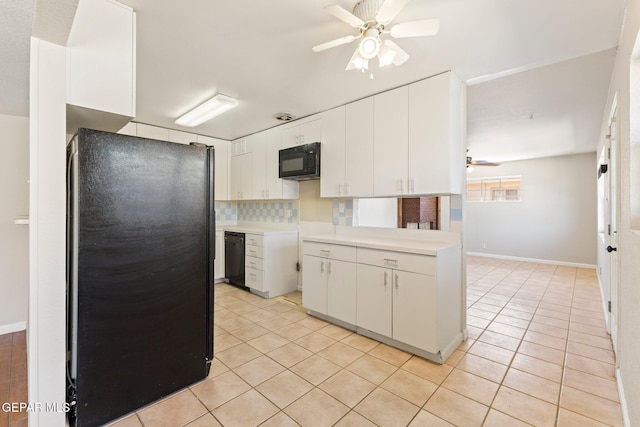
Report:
467,252,596,269
0,321,27,335
616,368,631,427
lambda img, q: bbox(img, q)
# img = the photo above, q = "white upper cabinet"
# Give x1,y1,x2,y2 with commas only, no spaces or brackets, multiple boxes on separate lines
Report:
266,127,298,200
249,132,268,199
373,86,409,197
320,106,346,198
345,97,374,197
66,0,136,133
198,135,230,201
230,152,252,200
408,72,465,195
281,118,322,148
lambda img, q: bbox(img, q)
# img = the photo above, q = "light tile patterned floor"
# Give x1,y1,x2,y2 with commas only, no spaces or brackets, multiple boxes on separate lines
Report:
106,256,624,426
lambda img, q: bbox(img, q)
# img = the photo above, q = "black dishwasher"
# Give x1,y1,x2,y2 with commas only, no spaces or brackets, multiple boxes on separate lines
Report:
224,231,247,289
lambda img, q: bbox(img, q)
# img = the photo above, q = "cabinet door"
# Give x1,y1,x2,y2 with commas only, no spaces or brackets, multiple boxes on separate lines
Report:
230,153,252,200
198,136,229,201
249,132,267,199
373,86,409,196
302,255,327,314
320,106,346,198
300,119,322,144
392,270,437,352
281,126,300,149
345,97,374,197
327,260,357,324
409,72,464,195
266,127,298,199
356,264,392,337
66,0,135,117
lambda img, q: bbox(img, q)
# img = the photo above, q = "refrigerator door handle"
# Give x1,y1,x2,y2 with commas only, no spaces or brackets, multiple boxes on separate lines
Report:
205,145,215,366
67,138,80,380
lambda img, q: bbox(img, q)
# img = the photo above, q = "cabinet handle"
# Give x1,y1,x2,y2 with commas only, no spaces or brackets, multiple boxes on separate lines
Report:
300,134,305,143
261,189,265,198
320,260,325,273
384,258,398,267
266,189,269,198
250,250,256,256
327,261,332,274
320,249,331,254
399,180,404,194
384,271,388,287
409,178,415,193
338,184,343,195
345,184,351,195
395,273,399,290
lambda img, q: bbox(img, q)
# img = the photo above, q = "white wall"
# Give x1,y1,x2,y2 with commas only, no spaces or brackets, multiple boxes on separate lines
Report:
0,114,29,333
597,0,640,423
465,152,597,266
28,37,67,426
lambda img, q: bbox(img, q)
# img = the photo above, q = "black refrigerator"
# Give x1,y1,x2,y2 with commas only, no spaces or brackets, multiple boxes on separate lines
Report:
66,128,215,427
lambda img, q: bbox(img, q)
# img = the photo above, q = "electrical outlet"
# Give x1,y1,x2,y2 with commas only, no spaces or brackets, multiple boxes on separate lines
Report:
284,209,292,218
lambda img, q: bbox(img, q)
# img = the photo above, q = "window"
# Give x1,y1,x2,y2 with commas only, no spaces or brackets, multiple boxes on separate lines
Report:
467,176,521,202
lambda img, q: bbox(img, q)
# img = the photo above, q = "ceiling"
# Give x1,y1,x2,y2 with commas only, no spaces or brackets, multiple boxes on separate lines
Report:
1,0,626,162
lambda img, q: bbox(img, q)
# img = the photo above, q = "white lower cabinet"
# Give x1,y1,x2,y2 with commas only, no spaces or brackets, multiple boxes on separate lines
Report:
357,265,437,352
302,243,357,324
244,231,298,298
302,237,462,363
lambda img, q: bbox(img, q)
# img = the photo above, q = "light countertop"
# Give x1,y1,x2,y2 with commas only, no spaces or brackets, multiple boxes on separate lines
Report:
218,224,298,235
303,233,460,256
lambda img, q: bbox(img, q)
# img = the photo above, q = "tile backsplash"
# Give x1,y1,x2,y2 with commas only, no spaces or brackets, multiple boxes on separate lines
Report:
237,200,299,224
332,199,354,226
215,201,237,224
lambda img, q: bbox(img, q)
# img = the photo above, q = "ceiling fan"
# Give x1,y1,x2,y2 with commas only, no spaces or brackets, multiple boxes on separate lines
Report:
466,152,500,172
312,0,439,74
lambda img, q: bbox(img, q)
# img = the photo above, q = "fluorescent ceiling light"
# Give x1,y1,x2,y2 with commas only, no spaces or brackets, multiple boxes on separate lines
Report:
175,94,238,127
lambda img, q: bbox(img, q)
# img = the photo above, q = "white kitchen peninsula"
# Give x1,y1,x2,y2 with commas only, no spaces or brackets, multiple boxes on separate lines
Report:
302,226,465,364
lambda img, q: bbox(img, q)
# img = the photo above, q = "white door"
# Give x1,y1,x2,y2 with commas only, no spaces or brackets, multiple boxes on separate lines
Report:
608,109,619,353
356,264,392,337
302,255,328,315
320,106,346,198
392,271,437,352
373,87,409,196
327,260,357,324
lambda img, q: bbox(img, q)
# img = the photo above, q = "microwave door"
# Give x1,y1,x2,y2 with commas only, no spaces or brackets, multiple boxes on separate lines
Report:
281,156,304,176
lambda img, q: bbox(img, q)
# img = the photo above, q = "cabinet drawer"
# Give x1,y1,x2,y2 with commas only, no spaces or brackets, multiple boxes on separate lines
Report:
246,268,265,291
246,245,264,259
357,248,435,276
303,241,356,262
246,234,264,247
246,256,264,271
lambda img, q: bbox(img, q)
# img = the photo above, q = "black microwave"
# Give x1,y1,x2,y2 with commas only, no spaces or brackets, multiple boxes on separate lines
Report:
278,142,321,180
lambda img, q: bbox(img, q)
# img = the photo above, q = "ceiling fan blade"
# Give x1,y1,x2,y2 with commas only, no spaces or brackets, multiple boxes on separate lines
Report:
376,0,411,25
383,40,410,66
390,19,440,38
470,160,501,166
325,4,364,28
312,35,357,52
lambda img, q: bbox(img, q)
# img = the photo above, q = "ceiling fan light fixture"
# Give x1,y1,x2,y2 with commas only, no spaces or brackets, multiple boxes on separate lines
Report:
377,42,396,66
358,28,381,59
175,94,238,127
